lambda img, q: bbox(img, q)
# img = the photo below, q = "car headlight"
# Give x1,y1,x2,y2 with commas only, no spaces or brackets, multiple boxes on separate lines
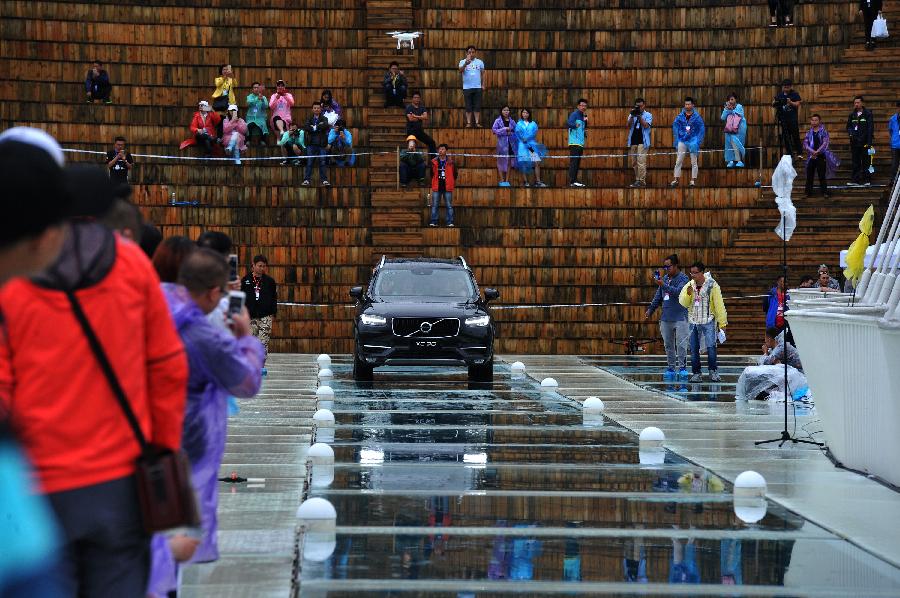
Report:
465,315,491,327
359,314,387,326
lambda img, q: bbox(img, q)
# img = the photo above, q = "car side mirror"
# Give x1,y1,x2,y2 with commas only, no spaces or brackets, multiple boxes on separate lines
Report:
350,286,363,300
484,288,499,302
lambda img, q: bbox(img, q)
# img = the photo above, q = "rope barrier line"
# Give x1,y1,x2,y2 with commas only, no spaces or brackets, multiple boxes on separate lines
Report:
277,293,769,310
61,145,766,162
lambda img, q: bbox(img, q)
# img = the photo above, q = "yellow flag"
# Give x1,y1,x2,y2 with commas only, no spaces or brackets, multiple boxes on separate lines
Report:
844,205,875,285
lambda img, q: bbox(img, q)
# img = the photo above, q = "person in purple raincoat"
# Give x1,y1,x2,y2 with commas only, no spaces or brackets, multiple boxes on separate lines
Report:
148,248,264,597
491,105,518,186
803,113,840,198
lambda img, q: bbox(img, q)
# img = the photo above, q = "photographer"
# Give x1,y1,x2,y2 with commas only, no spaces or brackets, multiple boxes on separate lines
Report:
627,98,653,188
327,118,355,168
149,249,263,598
105,136,133,184
773,79,802,158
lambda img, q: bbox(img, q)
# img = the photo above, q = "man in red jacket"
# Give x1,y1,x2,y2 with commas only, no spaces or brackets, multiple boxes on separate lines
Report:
0,164,188,597
430,143,456,227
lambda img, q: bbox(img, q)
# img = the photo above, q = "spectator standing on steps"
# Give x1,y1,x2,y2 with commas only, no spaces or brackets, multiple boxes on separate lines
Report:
678,261,728,383
890,102,900,184
383,61,408,108
627,98,652,188
302,102,330,187
399,136,427,187
106,136,133,184
406,92,437,158
515,108,548,188
645,254,690,381
245,82,269,147
85,61,112,104
430,144,456,227
241,255,278,363
567,98,588,187
859,0,884,51
492,105,518,187
458,46,485,128
269,80,294,137
803,114,838,198
670,97,705,188
721,93,747,168
211,64,236,138
774,79,803,158
846,95,875,187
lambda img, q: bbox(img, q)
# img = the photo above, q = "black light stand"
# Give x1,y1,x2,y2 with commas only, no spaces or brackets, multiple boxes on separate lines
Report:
755,209,824,448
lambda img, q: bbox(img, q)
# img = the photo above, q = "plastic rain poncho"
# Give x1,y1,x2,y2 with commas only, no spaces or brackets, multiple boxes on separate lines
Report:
148,283,264,597
772,155,797,241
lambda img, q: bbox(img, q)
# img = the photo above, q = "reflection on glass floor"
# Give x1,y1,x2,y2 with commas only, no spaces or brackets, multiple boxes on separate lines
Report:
299,362,900,596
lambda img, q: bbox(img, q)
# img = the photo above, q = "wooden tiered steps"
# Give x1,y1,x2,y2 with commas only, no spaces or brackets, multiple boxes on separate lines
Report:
366,0,429,259
1,0,893,355
713,6,898,351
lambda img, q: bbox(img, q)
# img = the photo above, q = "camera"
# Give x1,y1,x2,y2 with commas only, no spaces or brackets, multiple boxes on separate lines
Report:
228,254,238,282
227,290,245,317
630,105,642,117
771,97,787,108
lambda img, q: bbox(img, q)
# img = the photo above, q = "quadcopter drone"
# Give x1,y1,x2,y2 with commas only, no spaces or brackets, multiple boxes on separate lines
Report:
386,31,423,49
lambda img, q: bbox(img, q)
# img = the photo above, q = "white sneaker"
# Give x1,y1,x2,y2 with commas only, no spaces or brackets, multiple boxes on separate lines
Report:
570,181,585,188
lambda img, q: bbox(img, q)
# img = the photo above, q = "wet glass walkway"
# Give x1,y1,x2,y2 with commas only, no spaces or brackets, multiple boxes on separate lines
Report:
297,359,900,596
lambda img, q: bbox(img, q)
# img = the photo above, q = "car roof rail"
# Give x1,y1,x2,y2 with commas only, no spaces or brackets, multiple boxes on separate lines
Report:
458,256,468,270
379,254,386,269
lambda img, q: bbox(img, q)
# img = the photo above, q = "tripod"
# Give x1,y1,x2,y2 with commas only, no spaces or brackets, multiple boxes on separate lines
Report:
756,210,823,448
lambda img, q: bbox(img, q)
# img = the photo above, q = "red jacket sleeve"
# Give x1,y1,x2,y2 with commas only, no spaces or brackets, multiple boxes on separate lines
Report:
0,319,12,421
190,113,202,135
141,258,188,450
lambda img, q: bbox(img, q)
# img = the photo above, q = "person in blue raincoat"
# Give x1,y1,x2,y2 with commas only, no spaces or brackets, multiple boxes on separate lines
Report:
514,108,547,187
327,119,356,167
670,97,705,188
148,249,264,598
721,93,747,168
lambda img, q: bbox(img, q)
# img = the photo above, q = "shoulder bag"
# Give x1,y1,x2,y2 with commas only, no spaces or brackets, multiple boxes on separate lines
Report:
67,291,199,533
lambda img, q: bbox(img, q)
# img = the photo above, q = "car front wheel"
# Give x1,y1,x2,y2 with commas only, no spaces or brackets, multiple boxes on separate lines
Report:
467,358,493,382
352,340,374,381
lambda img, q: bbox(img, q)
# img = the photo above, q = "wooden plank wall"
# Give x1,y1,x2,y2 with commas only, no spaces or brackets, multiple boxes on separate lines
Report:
0,0,891,354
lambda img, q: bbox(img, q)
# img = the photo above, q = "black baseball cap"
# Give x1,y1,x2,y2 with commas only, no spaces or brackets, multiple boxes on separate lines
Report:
64,163,132,219
0,127,73,249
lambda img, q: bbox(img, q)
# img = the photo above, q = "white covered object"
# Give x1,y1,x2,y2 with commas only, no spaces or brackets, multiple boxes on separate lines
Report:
735,364,808,402
772,155,797,241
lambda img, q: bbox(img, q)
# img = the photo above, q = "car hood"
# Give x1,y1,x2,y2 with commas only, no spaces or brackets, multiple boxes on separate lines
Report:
366,300,486,318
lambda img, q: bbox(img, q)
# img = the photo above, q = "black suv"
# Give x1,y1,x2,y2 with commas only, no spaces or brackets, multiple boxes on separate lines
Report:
349,256,499,381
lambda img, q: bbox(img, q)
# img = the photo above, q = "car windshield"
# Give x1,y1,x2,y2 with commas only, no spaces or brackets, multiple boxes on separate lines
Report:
373,268,475,300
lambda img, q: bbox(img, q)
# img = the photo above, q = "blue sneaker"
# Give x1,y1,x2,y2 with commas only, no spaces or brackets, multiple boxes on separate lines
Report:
663,368,676,381
677,368,689,381
735,161,745,168
261,367,268,376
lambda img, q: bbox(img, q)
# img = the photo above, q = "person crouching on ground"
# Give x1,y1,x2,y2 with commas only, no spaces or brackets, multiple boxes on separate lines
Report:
679,261,727,382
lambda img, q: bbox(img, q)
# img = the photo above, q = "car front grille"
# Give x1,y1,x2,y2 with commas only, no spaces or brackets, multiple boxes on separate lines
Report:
392,317,461,338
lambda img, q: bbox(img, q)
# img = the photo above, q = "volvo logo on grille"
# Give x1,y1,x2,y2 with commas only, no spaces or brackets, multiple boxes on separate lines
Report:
419,321,433,333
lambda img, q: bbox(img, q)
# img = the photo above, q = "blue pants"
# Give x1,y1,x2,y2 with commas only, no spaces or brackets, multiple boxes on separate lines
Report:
304,145,327,181
430,191,453,225
689,321,718,374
